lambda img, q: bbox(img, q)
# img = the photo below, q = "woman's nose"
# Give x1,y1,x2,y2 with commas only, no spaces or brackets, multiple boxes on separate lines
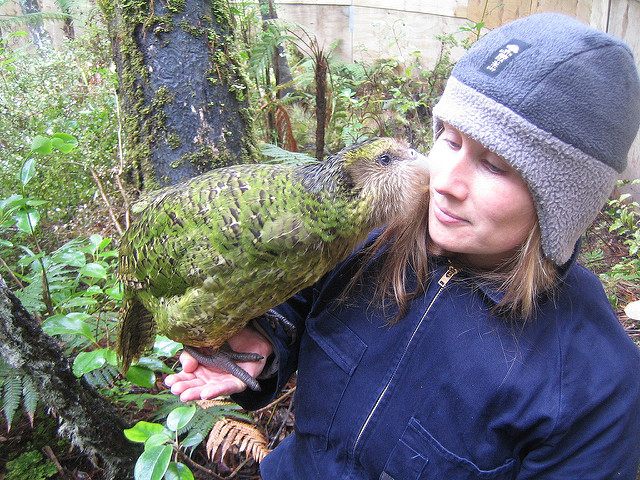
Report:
431,152,470,200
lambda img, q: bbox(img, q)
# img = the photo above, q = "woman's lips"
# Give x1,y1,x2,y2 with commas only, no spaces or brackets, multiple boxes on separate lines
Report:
433,203,468,225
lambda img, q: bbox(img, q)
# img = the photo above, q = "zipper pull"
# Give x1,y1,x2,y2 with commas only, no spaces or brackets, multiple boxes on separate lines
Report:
438,266,458,287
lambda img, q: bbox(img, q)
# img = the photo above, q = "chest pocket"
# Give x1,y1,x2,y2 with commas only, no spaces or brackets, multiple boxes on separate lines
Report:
294,311,367,451
381,418,516,480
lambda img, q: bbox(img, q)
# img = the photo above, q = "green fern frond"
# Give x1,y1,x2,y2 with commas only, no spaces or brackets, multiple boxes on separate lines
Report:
21,375,38,426
0,12,71,27
152,394,185,420
13,279,44,315
2,375,22,429
54,0,77,14
180,408,220,452
83,364,118,389
259,143,317,165
179,402,249,454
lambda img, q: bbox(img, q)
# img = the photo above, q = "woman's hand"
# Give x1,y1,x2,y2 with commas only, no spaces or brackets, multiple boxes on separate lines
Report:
164,327,273,401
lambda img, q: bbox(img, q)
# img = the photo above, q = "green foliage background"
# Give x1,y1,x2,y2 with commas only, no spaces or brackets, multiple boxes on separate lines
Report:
0,23,117,229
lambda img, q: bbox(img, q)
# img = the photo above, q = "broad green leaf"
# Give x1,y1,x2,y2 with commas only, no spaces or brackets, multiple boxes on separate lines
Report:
88,234,103,252
181,430,206,448
80,262,107,279
126,365,156,388
164,463,194,480
15,209,40,233
98,237,112,251
124,421,165,443
61,297,98,308
136,356,174,374
17,251,42,267
104,348,119,366
52,249,86,267
84,285,103,296
73,348,115,377
42,313,96,342
166,405,196,432
0,194,25,211
106,284,123,300
50,137,73,153
31,135,52,154
20,159,36,186
145,432,173,447
25,199,47,207
51,132,78,153
134,444,172,480
153,336,182,357
0,239,13,248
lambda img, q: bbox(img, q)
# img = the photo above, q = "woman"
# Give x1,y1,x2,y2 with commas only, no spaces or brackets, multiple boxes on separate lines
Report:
166,13,640,479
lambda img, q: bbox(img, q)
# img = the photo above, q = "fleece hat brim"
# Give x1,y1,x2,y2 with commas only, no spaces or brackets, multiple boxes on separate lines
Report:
432,13,640,266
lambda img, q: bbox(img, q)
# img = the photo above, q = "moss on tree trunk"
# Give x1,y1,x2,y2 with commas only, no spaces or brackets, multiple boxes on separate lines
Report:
0,277,140,479
100,0,258,189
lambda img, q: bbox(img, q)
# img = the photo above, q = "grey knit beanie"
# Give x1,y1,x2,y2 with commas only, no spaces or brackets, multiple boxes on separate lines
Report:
432,13,640,265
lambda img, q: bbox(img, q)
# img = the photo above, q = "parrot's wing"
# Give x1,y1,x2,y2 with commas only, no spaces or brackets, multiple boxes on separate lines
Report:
259,213,318,252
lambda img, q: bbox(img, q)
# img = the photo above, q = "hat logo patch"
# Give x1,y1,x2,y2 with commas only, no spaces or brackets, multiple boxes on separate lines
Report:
482,39,531,76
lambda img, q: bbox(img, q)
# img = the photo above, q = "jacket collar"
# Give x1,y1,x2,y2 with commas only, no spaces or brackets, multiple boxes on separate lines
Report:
462,242,581,306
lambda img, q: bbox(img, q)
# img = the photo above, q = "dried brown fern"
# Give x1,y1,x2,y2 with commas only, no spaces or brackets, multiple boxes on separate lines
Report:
196,399,236,410
207,418,271,465
274,104,298,152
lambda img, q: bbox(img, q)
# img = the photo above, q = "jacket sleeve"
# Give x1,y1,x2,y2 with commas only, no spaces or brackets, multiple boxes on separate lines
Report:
231,285,314,410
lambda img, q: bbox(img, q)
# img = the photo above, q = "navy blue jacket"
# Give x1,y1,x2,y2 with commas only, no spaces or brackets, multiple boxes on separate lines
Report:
234,242,640,479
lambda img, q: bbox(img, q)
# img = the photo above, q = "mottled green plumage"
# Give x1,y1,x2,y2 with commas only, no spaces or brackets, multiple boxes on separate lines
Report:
117,138,428,375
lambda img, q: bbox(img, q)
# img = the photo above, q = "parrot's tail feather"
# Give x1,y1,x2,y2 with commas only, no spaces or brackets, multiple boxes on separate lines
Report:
117,297,156,373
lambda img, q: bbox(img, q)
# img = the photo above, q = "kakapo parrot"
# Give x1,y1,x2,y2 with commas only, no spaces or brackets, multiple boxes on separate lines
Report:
117,138,429,391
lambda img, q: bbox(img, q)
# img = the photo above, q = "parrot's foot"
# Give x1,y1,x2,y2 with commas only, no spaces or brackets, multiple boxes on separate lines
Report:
265,309,297,343
184,345,262,392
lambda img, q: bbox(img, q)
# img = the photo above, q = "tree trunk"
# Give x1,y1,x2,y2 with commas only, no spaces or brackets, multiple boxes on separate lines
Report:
100,0,258,189
0,276,140,479
19,0,51,49
259,0,294,99
314,53,328,160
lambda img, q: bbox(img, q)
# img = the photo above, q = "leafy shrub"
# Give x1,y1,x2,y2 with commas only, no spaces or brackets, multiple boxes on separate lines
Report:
0,24,117,229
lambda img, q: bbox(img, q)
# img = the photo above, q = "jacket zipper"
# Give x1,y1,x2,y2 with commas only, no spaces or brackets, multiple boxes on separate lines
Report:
352,265,459,454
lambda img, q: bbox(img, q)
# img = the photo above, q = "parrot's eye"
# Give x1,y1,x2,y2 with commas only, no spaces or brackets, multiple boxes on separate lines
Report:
377,154,392,166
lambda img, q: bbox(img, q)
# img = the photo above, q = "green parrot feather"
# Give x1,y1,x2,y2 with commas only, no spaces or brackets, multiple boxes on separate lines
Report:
117,138,429,373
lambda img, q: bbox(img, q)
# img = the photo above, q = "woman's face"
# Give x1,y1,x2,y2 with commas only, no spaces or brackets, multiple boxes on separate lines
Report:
427,123,537,269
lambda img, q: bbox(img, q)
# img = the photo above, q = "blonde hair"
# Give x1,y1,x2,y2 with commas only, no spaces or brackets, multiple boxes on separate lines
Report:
345,192,558,321
470,223,558,319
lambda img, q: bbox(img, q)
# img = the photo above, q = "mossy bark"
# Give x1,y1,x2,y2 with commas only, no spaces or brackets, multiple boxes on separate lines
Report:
0,276,140,479
100,0,258,189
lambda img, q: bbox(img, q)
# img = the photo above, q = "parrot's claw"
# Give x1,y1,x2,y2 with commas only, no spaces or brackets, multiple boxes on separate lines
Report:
265,309,297,343
184,345,262,392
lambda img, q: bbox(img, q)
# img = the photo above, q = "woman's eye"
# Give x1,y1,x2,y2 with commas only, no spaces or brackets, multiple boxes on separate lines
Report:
481,159,506,174
378,154,391,166
444,139,461,150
